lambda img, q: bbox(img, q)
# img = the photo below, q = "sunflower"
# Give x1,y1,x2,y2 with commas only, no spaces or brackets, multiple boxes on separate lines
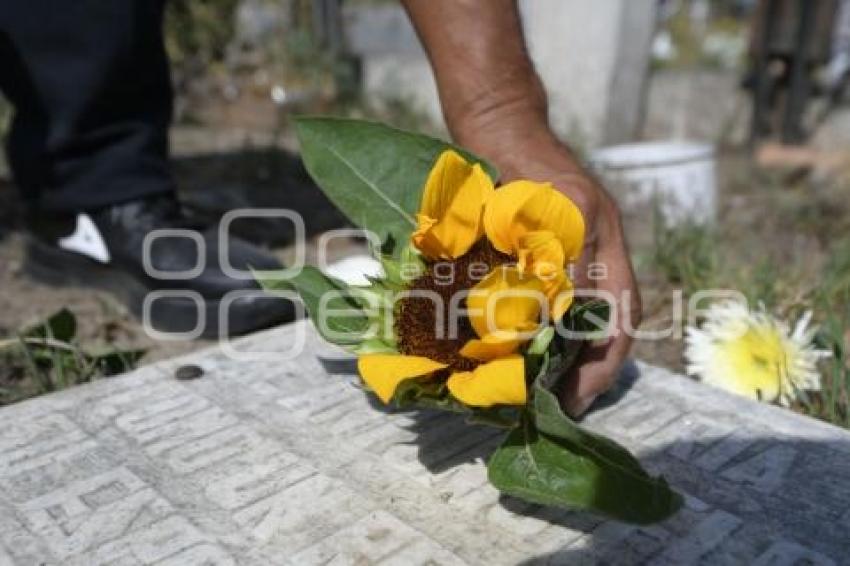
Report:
357,150,585,408
685,301,830,406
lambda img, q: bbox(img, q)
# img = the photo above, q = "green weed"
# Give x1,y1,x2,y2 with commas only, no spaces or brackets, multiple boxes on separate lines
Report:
650,213,719,297
0,309,145,405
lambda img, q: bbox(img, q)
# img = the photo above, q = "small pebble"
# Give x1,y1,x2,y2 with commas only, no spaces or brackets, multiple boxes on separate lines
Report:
174,364,204,381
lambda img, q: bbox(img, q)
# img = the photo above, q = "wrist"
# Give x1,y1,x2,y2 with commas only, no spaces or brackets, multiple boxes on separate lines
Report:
445,65,549,155
461,124,600,215
450,96,550,159
445,88,613,226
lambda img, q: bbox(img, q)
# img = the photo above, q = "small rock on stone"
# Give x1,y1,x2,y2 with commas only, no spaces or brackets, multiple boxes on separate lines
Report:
174,364,204,381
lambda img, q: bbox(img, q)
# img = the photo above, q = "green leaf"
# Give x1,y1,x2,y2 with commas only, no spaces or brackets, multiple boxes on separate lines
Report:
560,299,612,340
23,308,77,343
527,327,555,356
488,413,682,525
531,381,682,523
85,348,147,376
295,117,499,255
534,298,613,389
379,256,404,287
466,406,521,429
531,335,682,523
391,379,520,428
393,379,467,412
351,338,397,355
261,266,370,345
488,416,601,510
490,300,682,524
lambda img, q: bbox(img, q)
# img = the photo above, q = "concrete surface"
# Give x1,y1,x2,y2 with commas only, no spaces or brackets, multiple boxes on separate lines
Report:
1,321,848,565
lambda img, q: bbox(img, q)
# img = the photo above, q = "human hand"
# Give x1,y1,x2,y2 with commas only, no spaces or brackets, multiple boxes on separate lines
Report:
552,167,641,417
400,0,641,417
480,131,642,418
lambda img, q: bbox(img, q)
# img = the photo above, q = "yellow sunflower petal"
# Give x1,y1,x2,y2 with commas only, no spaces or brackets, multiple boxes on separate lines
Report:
547,275,575,321
357,354,448,404
467,265,544,339
412,150,494,259
484,181,585,262
447,355,526,407
411,214,442,260
515,230,575,320
517,230,566,275
460,332,522,361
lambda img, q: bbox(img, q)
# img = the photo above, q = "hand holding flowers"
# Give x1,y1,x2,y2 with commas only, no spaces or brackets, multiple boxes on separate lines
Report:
261,118,681,524
359,149,585,409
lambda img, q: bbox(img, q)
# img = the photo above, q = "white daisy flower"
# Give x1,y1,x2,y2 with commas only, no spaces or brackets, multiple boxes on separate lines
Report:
685,301,830,406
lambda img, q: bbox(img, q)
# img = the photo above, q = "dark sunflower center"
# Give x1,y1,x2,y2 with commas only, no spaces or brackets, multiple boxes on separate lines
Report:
396,239,512,372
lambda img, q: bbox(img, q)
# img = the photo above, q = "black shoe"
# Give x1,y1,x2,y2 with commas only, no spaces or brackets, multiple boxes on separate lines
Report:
24,195,295,338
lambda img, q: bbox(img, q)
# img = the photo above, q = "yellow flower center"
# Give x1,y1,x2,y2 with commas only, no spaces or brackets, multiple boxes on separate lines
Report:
717,325,790,401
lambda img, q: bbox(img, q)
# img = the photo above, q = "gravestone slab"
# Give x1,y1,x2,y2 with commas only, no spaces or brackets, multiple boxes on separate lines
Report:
0,320,848,565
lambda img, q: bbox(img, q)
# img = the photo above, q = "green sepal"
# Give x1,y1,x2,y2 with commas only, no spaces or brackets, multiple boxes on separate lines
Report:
399,243,426,280
350,338,398,355
526,327,555,357
364,274,405,293
561,299,612,340
375,251,423,290
350,284,395,310
391,378,521,429
379,256,404,287
393,379,467,413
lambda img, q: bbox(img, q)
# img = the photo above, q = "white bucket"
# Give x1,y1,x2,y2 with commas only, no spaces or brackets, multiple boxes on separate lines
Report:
589,141,717,225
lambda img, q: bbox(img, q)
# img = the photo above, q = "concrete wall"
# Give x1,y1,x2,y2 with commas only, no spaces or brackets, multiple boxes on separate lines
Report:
603,0,658,143
344,1,657,148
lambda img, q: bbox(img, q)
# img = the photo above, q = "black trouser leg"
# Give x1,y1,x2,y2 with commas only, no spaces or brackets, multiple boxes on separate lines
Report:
0,0,175,213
